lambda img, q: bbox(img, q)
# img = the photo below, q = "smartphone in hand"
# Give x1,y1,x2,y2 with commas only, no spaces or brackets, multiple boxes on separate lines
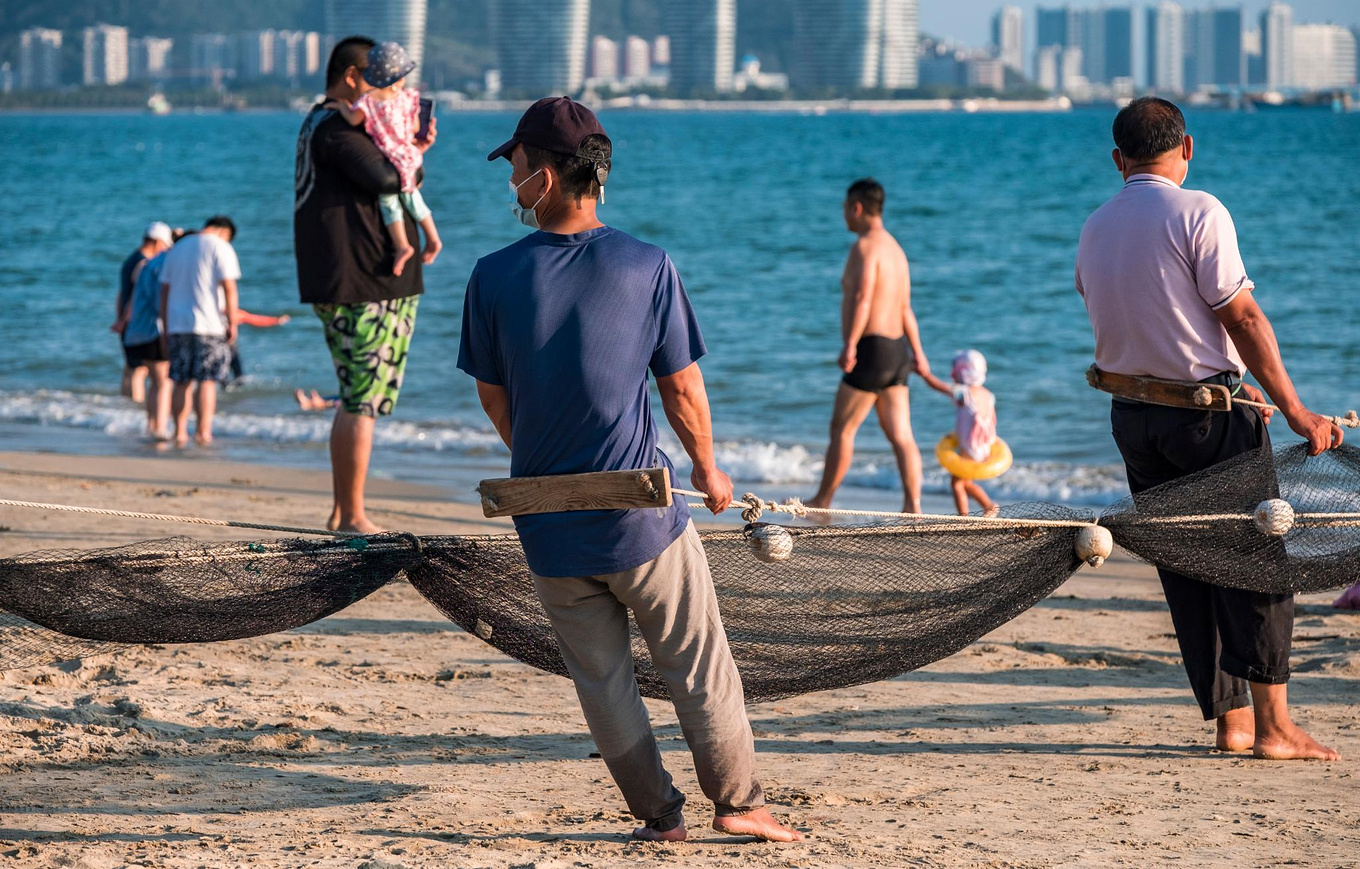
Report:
417,98,434,141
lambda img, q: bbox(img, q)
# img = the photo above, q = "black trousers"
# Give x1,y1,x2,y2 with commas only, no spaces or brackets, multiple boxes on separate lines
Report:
1110,387,1293,721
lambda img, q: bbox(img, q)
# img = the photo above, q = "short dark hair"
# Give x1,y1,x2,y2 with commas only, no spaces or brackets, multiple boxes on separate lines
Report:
204,215,237,241
522,134,612,202
846,178,885,216
326,36,375,89
1112,97,1186,161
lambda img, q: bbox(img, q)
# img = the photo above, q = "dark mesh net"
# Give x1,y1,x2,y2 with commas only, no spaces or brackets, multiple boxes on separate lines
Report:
0,507,1086,701
1,446,1354,695
408,504,1087,702
1103,443,1360,595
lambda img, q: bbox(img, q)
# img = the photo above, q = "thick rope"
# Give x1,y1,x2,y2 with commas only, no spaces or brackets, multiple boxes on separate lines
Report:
669,489,1360,529
0,499,352,538
1234,399,1360,430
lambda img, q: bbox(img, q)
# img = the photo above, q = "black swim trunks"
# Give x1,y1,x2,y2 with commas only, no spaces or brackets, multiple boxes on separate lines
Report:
123,338,167,369
842,335,913,393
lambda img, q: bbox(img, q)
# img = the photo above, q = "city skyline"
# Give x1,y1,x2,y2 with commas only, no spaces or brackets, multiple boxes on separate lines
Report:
924,0,1358,45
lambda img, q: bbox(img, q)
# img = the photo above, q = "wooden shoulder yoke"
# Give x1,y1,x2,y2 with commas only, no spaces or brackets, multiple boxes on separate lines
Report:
477,468,673,518
1086,365,1233,412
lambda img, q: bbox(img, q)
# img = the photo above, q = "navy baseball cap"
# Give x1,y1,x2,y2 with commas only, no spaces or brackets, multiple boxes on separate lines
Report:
487,96,611,162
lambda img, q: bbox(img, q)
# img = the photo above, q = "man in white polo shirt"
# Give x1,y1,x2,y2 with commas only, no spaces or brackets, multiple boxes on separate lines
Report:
159,216,241,447
1076,97,1342,761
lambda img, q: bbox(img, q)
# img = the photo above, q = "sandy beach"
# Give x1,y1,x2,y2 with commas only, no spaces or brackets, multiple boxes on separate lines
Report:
0,450,1355,868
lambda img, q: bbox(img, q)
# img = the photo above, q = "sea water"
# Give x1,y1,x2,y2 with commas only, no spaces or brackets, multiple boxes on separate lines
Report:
0,108,1356,510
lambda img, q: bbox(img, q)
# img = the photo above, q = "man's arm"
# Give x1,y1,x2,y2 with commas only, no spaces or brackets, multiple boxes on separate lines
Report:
840,241,875,373
475,381,513,450
1215,292,1342,455
320,123,405,197
900,261,929,376
158,282,171,354
220,278,239,344
655,362,733,514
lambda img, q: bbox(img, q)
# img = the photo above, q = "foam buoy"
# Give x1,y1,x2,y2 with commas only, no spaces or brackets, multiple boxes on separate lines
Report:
1075,525,1113,568
1254,499,1295,537
748,525,794,563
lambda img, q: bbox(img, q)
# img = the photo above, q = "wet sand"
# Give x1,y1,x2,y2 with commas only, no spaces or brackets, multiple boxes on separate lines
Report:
0,451,1355,868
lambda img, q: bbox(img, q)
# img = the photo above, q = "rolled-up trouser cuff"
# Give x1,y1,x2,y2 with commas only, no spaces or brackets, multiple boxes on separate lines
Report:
714,800,764,818
1221,652,1290,686
645,812,685,833
1207,690,1253,721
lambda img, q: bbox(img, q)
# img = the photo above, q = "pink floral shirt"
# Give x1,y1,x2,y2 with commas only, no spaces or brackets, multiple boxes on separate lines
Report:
951,384,998,462
353,88,423,192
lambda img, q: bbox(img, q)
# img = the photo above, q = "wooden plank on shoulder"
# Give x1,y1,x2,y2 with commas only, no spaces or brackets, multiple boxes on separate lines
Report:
477,468,672,518
1086,365,1232,411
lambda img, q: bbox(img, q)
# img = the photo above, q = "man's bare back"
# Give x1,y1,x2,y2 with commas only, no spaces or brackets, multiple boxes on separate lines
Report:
842,226,913,346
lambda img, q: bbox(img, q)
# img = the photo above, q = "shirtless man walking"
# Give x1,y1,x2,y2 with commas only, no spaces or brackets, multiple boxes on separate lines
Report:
808,179,929,514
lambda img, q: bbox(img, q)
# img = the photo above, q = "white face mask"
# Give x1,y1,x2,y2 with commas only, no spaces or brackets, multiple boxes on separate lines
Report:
509,169,547,229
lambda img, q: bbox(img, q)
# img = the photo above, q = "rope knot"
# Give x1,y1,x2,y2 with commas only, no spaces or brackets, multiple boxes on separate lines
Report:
740,493,765,523
782,497,809,519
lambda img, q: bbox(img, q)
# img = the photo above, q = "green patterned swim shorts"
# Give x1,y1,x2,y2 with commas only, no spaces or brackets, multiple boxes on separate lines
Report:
314,296,420,417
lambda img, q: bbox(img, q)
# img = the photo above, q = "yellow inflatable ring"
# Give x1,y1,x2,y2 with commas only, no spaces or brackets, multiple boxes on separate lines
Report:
935,434,1012,481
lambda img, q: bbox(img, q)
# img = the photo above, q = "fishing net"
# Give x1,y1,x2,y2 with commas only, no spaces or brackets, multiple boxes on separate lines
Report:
0,444,1355,698
1102,443,1360,594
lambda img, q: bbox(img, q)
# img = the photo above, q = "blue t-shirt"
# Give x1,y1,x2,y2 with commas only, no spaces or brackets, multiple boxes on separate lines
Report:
123,251,167,347
457,226,706,578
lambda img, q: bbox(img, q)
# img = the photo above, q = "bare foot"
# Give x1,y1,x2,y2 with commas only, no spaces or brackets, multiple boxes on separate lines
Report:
174,432,190,448
632,822,687,842
326,505,342,533
195,432,213,446
392,245,415,277
712,808,803,842
803,497,834,526
337,518,385,536
1216,707,1255,752
421,235,442,265
1254,724,1341,761
294,388,309,411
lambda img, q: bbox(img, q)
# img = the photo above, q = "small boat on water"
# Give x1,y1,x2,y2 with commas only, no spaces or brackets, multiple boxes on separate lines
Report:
147,93,171,115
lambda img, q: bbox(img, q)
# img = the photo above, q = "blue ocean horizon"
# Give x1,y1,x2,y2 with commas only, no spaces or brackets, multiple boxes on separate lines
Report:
0,107,1356,511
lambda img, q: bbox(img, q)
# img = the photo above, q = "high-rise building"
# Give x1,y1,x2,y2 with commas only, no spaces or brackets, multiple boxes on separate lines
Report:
19,28,63,90
1261,1,1293,90
967,57,1005,91
1292,24,1357,91
1187,8,1243,90
129,37,174,83
1,62,12,94
1036,44,1061,91
191,33,236,82
1036,7,1073,52
991,5,1024,75
792,0,918,93
653,36,672,67
1070,6,1133,86
624,36,652,80
663,0,737,94
83,24,130,87
1244,26,1265,86
590,35,620,83
238,30,277,80
1146,1,1185,94
325,0,428,82
495,0,590,94
880,0,920,89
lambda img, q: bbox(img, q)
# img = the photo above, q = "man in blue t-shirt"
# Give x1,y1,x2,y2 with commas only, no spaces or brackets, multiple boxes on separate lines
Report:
459,98,801,844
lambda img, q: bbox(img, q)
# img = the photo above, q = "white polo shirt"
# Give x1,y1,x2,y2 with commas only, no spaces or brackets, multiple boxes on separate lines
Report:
1075,173,1251,383
160,233,241,337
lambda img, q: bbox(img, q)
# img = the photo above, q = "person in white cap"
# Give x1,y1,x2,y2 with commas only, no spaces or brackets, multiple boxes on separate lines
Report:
113,221,174,404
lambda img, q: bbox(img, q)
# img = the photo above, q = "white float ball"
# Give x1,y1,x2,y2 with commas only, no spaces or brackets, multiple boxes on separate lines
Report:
748,525,794,563
1075,525,1114,568
1254,499,1295,537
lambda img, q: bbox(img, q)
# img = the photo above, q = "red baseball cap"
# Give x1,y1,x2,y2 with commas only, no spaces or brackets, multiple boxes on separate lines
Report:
487,96,611,162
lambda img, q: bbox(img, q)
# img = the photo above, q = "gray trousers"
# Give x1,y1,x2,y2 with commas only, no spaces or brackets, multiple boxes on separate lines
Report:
532,521,765,831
